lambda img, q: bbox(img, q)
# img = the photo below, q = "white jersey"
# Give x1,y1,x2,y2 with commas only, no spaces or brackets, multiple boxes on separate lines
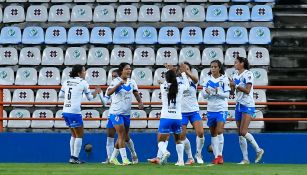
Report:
202,74,230,112
161,72,189,120
108,77,138,115
232,70,255,107
178,77,199,113
59,77,94,114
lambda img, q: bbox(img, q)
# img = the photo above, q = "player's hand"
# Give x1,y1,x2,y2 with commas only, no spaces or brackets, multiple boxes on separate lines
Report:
179,63,188,74
95,86,102,94
205,88,211,95
229,78,235,88
138,102,144,110
164,63,177,72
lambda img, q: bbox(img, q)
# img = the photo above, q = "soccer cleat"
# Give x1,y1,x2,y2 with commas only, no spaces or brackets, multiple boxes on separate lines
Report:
147,157,160,164
185,158,195,165
175,162,185,166
255,149,264,163
218,155,224,164
212,157,219,164
69,156,74,164
122,158,132,166
71,157,85,164
110,158,121,165
132,155,139,164
101,159,110,164
237,159,250,165
194,153,204,164
159,151,170,165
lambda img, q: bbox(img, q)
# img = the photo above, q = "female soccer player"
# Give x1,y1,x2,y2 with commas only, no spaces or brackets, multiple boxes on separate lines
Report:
229,57,264,164
107,63,144,165
59,65,101,164
202,60,230,164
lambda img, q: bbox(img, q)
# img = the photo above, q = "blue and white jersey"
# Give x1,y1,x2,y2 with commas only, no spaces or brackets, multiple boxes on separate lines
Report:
59,77,93,114
178,77,199,113
202,74,230,112
108,77,138,115
232,70,255,107
160,73,190,120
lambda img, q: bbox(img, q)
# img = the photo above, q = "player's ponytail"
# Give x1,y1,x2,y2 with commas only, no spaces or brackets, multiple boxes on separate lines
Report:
70,65,84,78
236,57,250,70
165,70,178,106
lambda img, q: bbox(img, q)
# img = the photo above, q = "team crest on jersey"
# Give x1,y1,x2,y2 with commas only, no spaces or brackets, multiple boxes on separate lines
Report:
115,116,119,122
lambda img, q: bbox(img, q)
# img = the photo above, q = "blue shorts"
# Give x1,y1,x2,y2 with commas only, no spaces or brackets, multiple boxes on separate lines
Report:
108,114,130,128
158,118,182,134
182,111,202,126
62,113,83,128
235,103,256,121
207,111,228,127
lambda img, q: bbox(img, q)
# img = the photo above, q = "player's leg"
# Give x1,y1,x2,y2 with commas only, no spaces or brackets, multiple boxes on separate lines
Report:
157,119,172,164
215,111,227,164
123,116,138,164
72,126,84,164
103,127,116,164
69,128,76,163
191,112,204,164
236,105,249,164
174,119,184,166
180,119,194,165
148,135,169,164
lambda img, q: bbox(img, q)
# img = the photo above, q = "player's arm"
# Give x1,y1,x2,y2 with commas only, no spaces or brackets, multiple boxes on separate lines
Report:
84,83,101,101
179,64,190,90
106,79,124,96
132,80,144,109
58,84,65,98
185,69,198,84
201,79,210,99
216,77,231,98
235,72,253,94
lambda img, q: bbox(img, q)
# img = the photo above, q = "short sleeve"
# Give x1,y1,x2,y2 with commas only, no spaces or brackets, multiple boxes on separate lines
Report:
131,79,139,91
244,71,254,85
223,76,231,92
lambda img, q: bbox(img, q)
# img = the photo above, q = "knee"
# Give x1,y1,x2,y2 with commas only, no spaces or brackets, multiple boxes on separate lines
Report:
239,130,247,136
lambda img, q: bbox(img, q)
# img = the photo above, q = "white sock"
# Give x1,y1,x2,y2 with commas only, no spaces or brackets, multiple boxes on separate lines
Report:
157,141,168,159
211,136,219,158
239,136,249,161
244,133,261,152
176,143,184,163
218,134,224,156
73,138,82,158
70,137,75,157
119,148,128,161
106,137,115,159
126,139,137,157
183,138,193,159
196,136,205,155
110,148,119,160
158,141,168,155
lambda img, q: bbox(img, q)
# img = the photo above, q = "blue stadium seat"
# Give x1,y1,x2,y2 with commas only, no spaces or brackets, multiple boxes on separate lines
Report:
0,27,22,44
113,27,135,44
231,0,252,2
67,27,89,44
181,26,203,44
45,26,67,44
249,27,271,45
229,5,250,21
206,5,228,22
254,0,275,2
135,27,158,44
158,26,180,44
226,27,248,44
90,27,112,44
203,27,225,44
22,26,44,44
251,5,273,22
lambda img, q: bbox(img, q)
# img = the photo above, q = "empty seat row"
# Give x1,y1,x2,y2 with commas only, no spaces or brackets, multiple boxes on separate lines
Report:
0,26,271,44
0,0,275,2
0,5,273,23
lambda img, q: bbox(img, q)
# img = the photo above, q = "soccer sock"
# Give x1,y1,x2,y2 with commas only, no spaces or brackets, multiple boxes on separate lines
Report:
106,137,115,159
157,141,168,159
158,141,168,155
239,136,249,161
211,136,219,158
119,148,128,161
73,138,82,158
196,136,205,155
176,143,184,163
218,134,224,156
126,139,137,157
110,148,119,160
183,138,193,159
70,137,75,157
244,133,261,152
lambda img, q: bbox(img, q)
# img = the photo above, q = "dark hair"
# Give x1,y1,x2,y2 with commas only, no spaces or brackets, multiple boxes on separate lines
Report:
183,61,192,71
112,69,119,75
165,70,178,106
208,60,225,75
236,57,250,70
70,65,84,78
118,62,131,76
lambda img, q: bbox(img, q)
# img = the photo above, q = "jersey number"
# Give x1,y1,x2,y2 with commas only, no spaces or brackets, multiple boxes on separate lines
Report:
67,88,72,100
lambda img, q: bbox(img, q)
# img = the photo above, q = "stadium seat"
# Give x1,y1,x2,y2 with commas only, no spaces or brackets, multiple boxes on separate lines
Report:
3,89,11,107
199,68,210,86
61,67,72,84
226,27,249,44
113,27,135,44
158,27,180,44
209,0,229,1
87,47,110,65
254,0,275,2
54,110,68,128
249,27,271,45
161,5,183,22
48,5,70,22
12,89,34,107
0,27,22,44
135,27,158,44
225,67,236,80
151,89,162,107
85,68,107,85
164,0,184,2
0,7,2,23
131,68,153,86
8,109,31,128
202,47,224,65
67,27,90,44
133,47,155,65
93,5,115,22
74,0,95,2
148,110,161,129
183,5,206,22
253,89,267,108
248,47,270,66
42,47,64,65
138,5,160,22
3,5,25,23
64,47,87,65
35,89,58,107
250,68,269,86
71,5,93,22
45,26,67,44
251,5,273,22
141,0,162,2
229,5,250,21
156,47,178,65
82,92,102,107
90,27,112,44
153,68,167,85
19,47,41,65
181,27,203,44
132,89,150,107
191,68,200,80
225,47,247,65
116,5,138,22
101,110,109,129
38,67,61,85
186,0,208,2
130,110,147,129
0,68,14,85
15,68,37,85
107,68,117,85
2,110,7,128
26,5,48,22
0,47,18,65
6,0,27,1
31,110,54,129
203,27,225,44
22,26,44,44
82,110,100,129
206,5,228,22
110,47,133,65
231,0,251,2
29,0,50,2
179,47,201,65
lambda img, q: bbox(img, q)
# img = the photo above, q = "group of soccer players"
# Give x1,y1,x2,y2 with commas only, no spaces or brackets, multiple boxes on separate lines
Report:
59,56,264,165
